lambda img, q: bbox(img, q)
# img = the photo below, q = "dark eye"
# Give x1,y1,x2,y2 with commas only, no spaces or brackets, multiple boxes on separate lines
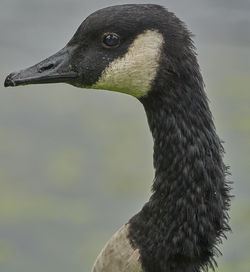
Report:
102,33,120,48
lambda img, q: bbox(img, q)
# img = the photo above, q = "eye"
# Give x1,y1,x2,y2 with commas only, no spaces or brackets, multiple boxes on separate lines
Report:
102,33,120,48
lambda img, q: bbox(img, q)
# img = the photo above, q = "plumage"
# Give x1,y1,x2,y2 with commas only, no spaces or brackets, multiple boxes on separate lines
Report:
4,4,231,272
92,224,143,272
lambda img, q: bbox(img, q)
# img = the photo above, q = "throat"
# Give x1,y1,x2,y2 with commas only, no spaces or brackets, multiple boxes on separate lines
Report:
128,81,231,272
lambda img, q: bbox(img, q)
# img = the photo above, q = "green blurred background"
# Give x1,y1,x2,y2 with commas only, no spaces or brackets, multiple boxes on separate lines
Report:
0,0,250,271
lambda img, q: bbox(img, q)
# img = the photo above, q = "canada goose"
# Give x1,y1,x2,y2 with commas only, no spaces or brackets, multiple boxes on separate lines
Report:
4,4,231,272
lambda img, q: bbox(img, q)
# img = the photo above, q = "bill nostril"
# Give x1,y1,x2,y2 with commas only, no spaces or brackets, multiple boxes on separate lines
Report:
38,63,55,73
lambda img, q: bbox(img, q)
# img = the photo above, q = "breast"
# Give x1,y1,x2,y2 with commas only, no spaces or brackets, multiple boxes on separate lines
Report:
91,224,143,272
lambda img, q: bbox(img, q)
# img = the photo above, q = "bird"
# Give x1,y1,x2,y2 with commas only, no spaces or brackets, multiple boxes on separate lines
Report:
4,4,231,272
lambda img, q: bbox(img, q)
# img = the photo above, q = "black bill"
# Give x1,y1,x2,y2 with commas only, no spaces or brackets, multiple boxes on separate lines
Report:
4,46,78,87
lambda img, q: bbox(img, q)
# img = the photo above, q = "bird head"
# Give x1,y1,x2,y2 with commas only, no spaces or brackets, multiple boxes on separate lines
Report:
4,4,193,99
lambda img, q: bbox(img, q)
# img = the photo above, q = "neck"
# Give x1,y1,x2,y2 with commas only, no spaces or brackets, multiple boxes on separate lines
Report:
128,72,231,272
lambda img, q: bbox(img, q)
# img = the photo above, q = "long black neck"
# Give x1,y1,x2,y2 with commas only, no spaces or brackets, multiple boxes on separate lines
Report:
128,65,231,272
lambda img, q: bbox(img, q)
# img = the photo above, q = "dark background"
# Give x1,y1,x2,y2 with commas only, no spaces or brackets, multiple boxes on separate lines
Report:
0,0,250,271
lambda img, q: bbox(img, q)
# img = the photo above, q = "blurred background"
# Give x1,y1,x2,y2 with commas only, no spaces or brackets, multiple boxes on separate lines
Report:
0,0,250,271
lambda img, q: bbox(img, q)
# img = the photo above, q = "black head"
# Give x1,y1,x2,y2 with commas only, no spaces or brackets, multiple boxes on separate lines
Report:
4,4,193,98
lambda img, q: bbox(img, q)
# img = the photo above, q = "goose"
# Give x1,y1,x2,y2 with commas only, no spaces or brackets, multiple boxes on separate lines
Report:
4,4,231,272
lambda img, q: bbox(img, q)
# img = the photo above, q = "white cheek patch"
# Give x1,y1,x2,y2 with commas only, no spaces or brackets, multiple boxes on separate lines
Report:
90,30,164,98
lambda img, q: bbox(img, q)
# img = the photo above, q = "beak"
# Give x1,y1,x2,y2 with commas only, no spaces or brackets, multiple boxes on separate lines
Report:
4,46,78,87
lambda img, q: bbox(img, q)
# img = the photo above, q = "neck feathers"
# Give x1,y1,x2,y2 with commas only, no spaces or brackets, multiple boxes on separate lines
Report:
128,62,231,272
